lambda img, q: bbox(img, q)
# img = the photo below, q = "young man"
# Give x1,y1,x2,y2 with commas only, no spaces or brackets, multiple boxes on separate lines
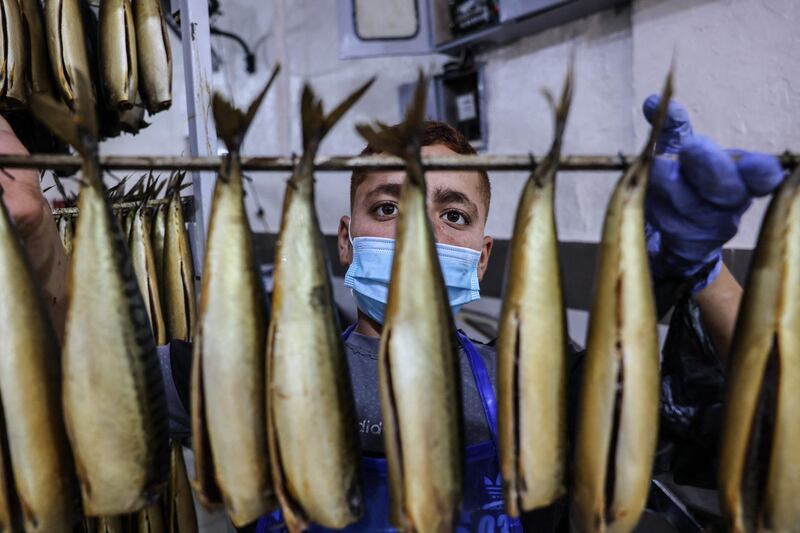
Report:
0,94,782,531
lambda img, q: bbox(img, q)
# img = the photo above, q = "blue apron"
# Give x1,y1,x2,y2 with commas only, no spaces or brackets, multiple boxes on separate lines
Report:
256,327,523,533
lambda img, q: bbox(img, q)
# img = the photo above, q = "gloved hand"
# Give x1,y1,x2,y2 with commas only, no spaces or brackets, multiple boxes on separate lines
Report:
643,95,784,292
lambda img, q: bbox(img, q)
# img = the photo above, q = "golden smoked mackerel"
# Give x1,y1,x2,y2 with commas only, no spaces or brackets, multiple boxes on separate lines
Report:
356,72,463,533
167,441,198,533
496,67,573,517
571,71,672,533
0,190,78,531
719,167,800,533
162,175,196,342
20,0,55,96
136,501,165,533
99,0,138,110
30,74,169,516
191,66,280,526
45,0,94,107
267,80,373,532
59,215,74,256
1,0,29,109
130,205,168,345
133,0,171,113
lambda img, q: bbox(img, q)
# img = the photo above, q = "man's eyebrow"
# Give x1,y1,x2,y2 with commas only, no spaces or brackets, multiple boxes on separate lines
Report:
364,182,402,202
432,187,479,217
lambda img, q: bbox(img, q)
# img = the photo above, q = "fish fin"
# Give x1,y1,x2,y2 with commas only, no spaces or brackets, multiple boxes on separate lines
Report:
356,70,426,169
265,322,309,532
377,325,407,530
29,94,84,153
213,64,280,151
300,77,375,152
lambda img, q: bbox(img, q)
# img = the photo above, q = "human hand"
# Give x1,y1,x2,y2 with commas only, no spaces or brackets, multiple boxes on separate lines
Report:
643,95,784,292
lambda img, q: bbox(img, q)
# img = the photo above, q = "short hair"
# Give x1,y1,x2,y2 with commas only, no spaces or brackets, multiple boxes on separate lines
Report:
350,120,491,216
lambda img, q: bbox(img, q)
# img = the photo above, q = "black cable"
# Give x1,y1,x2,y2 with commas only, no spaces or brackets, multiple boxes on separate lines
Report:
210,27,257,73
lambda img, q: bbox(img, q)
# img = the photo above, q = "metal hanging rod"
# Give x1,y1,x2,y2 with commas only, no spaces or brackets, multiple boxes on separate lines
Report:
2,152,798,173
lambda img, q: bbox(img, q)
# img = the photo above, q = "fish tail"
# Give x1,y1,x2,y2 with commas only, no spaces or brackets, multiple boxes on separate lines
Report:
356,70,427,183
642,65,674,161
544,59,574,155
213,64,281,151
300,76,375,154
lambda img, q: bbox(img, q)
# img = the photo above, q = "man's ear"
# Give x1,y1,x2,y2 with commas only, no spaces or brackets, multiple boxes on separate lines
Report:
477,235,493,282
338,215,352,267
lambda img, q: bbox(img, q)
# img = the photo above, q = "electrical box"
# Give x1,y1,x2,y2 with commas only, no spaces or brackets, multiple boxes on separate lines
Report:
398,64,487,150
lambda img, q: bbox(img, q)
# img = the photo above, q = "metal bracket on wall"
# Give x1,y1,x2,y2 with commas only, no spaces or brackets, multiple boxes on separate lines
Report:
178,0,218,276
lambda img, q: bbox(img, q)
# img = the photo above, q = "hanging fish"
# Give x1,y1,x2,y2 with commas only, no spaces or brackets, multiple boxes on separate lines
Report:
30,72,169,516
355,71,463,532
191,66,280,526
570,71,672,533
133,0,171,113
152,202,166,295
496,66,573,517
167,441,198,533
267,79,373,531
99,0,138,110
44,0,94,108
59,214,75,256
718,167,799,533
162,172,196,342
130,201,168,345
1,0,29,109
0,188,79,531
136,500,165,533
19,0,55,97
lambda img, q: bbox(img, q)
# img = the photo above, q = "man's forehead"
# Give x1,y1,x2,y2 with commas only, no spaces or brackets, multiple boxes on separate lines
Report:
355,168,486,202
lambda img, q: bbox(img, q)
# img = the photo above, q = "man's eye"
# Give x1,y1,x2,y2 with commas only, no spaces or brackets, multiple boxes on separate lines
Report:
442,210,469,226
375,203,398,217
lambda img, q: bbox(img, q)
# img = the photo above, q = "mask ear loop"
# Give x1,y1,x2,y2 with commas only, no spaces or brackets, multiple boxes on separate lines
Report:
348,219,355,246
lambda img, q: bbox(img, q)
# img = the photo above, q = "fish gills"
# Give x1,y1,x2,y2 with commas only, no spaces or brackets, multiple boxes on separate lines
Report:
193,68,281,525
19,0,55,96
1,0,29,109
167,441,198,533
133,0,171,113
130,208,168,345
163,189,196,342
44,0,93,107
357,72,462,533
99,0,138,110
719,168,800,533
0,193,79,531
267,80,373,531
497,69,572,517
571,72,672,533
62,164,169,515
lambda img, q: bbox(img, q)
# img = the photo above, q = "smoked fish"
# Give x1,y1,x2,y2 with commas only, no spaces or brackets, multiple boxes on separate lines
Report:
20,0,55,97
130,204,168,345
30,73,169,516
191,66,280,526
1,0,29,109
99,0,138,110
356,71,463,533
44,0,94,108
570,70,672,533
0,188,78,531
266,79,373,531
166,441,198,533
496,66,573,517
133,0,171,113
162,173,196,342
719,167,799,533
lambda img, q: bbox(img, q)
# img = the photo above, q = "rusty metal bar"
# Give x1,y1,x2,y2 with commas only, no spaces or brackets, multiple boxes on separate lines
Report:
2,152,798,172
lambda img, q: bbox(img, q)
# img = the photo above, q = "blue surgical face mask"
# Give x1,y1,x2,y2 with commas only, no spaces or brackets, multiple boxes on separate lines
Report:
344,235,481,325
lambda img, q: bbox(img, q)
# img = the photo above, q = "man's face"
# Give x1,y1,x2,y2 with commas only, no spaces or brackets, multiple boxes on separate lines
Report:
338,144,493,281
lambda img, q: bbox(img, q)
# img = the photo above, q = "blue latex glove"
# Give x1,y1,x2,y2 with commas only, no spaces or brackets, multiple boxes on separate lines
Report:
643,95,784,292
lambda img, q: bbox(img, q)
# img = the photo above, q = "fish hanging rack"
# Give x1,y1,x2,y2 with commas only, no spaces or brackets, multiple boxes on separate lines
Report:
2,152,798,173
50,196,195,218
